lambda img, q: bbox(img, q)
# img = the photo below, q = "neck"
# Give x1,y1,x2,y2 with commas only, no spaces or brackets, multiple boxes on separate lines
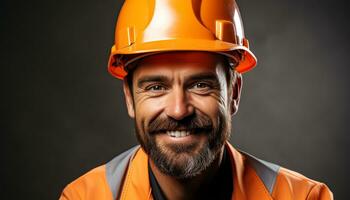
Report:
149,146,225,200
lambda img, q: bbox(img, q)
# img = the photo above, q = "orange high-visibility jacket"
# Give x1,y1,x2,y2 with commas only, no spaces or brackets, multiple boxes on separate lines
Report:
60,143,333,200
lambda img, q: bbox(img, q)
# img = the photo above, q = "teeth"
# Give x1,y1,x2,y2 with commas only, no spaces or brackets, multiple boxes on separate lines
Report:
167,131,190,138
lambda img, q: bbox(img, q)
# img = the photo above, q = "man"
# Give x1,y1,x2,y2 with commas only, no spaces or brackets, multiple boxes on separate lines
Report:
60,0,333,199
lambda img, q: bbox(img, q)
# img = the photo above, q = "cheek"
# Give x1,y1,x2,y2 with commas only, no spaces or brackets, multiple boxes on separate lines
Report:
191,95,223,122
134,97,166,129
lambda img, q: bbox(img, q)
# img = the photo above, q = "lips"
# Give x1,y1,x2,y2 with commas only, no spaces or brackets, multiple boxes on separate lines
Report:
150,127,211,137
166,130,191,138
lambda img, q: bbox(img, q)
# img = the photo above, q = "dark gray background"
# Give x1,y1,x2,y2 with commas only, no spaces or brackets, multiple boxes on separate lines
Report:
5,0,349,199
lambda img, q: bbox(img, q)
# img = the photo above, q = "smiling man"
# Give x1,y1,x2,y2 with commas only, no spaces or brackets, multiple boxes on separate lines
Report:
60,0,333,199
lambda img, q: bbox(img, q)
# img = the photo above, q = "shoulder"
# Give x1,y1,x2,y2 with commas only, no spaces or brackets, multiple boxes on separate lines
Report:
59,146,140,200
273,166,333,200
235,147,333,200
59,165,113,200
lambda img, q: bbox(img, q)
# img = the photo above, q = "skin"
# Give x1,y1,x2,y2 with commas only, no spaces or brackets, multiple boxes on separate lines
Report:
123,52,242,200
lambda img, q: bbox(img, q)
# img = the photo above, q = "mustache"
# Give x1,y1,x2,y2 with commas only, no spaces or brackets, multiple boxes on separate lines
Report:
148,114,213,134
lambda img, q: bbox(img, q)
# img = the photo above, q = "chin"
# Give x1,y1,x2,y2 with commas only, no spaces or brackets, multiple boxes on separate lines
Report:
149,138,217,179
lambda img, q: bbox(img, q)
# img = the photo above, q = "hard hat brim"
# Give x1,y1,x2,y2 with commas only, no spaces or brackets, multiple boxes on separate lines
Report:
108,38,257,79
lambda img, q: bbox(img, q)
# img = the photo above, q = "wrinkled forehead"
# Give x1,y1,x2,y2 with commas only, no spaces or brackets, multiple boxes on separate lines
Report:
130,51,231,81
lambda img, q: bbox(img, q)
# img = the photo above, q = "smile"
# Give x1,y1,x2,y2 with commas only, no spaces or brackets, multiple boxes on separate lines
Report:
166,130,191,138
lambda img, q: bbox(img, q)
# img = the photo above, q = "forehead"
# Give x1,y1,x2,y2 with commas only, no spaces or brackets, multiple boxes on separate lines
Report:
131,52,229,80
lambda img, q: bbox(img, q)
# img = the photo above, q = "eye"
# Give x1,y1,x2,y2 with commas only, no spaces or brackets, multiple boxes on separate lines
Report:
188,81,219,95
192,82,210,89
146,84,166,91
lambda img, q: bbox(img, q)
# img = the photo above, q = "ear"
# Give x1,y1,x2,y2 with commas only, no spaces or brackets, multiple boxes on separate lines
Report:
231,72,243,115
123,80,135,118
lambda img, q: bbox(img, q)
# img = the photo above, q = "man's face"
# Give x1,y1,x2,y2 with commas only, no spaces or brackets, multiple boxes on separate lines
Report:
123,52,241,179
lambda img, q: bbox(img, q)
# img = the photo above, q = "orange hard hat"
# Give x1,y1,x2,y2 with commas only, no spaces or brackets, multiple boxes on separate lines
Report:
108,0,257,79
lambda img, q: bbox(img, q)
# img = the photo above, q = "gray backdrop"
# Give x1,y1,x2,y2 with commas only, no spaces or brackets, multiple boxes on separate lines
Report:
5,0,349,199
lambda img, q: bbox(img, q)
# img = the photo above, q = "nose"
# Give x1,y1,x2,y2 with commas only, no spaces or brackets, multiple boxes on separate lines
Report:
165,87,194,120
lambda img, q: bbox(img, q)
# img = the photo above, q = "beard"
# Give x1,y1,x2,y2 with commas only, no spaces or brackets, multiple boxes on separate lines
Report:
135,110,231,179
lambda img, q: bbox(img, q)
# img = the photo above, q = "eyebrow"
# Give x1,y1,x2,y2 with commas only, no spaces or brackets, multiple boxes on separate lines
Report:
184,72,219,83
137,75,169,88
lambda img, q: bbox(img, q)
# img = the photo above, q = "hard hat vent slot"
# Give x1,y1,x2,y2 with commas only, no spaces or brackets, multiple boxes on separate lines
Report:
127,26,136,46
215,20,237,44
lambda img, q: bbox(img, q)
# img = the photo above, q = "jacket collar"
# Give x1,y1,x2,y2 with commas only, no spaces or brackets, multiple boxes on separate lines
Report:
227,143,273,200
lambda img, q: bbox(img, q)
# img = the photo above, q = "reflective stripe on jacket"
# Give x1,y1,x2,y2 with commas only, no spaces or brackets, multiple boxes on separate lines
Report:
59,142,333,200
